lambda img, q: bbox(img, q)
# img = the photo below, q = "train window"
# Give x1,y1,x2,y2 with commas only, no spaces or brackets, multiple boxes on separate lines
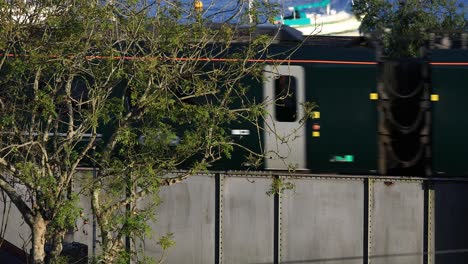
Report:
274,75,297,122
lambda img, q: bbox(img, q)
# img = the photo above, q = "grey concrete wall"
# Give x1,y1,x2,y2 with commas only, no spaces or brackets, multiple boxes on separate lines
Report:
434,182,468,264
143,174,215,264
281,178,364,264
370,180,424,264
72,171,97,258
221,176,274,264
4,173,467,264
0,189,31,253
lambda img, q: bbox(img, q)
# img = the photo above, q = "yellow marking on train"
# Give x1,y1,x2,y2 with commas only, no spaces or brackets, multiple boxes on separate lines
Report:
312,131,320,137
431,94,439,101
370,93,378,100
312,111,320,119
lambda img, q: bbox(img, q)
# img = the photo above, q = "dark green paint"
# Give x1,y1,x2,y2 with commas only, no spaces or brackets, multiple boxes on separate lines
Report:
216,42,379,173
216,42,468,176
305,64,377,174
432,50,468,176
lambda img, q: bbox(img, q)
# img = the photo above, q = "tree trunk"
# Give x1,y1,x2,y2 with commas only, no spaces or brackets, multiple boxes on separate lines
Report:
101,244,125,263
47,229,65,264
31,214,47,264
100,230,124,263
93,188,124,262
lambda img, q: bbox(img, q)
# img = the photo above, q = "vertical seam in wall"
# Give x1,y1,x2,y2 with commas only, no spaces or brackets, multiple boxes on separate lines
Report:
363,178,369,264
92,167,97,257
423,182,430,264
423,182,434,264
125,174,132,263
368,179,374,264
273,175,280,264
219,174,224,264
215,174,220,264
427,184,434,264
279,176,283,263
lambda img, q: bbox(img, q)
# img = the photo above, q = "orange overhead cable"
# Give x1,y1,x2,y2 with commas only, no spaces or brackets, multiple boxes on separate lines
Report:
430,62,468,66
0,53,377,65
3,53,468,66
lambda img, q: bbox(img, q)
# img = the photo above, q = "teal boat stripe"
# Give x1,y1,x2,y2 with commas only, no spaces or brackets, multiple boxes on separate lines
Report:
293,16,359,27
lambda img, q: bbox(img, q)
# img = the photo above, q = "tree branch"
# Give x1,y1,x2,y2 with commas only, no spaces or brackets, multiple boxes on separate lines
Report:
0,175,33,226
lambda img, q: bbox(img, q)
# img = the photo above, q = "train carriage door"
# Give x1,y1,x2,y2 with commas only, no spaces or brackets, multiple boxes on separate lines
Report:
263,65,306,170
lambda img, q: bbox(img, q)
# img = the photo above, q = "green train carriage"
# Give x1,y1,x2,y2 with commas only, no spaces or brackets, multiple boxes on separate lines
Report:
221,27,468,177
219,28,378,174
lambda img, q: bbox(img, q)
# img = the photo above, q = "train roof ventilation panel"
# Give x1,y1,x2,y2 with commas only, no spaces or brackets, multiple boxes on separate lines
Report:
207,23,303,43
255,24,304,43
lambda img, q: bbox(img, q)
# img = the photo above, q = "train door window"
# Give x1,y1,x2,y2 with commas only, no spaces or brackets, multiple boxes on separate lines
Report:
274,75,297,122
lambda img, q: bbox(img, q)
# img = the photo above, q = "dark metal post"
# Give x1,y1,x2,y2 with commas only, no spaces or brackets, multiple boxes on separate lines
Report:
215,173,221,264
273,175,281,264
423,181,435,264
363,178,369,264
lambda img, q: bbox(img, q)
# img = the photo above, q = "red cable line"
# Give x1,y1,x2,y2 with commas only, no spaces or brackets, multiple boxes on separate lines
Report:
430,62,468,66
0,53,380,65
1,53,468,66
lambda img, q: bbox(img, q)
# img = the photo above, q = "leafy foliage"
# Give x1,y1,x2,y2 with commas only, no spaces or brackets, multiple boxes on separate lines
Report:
353,0,467,57
267,177,295,196
0,0,282,263
157,233,176,251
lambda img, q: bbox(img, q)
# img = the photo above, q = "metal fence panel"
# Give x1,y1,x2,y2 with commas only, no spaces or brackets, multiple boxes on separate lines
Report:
221,176,274,264
281,178,364,264
434,182,468,264
7,170,466,264
143,174,215,264
370,180,424,264
0,189,31,253
72,172,96,258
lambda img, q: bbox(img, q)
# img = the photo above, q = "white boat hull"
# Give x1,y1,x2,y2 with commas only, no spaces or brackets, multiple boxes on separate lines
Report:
286,11,361,36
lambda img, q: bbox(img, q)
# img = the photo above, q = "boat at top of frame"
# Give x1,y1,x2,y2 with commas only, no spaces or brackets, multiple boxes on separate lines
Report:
274,0,361,36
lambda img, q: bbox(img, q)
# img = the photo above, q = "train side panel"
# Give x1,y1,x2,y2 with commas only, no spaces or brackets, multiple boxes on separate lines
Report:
432,50,468,176
260,43,378,173
305,63,378,174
